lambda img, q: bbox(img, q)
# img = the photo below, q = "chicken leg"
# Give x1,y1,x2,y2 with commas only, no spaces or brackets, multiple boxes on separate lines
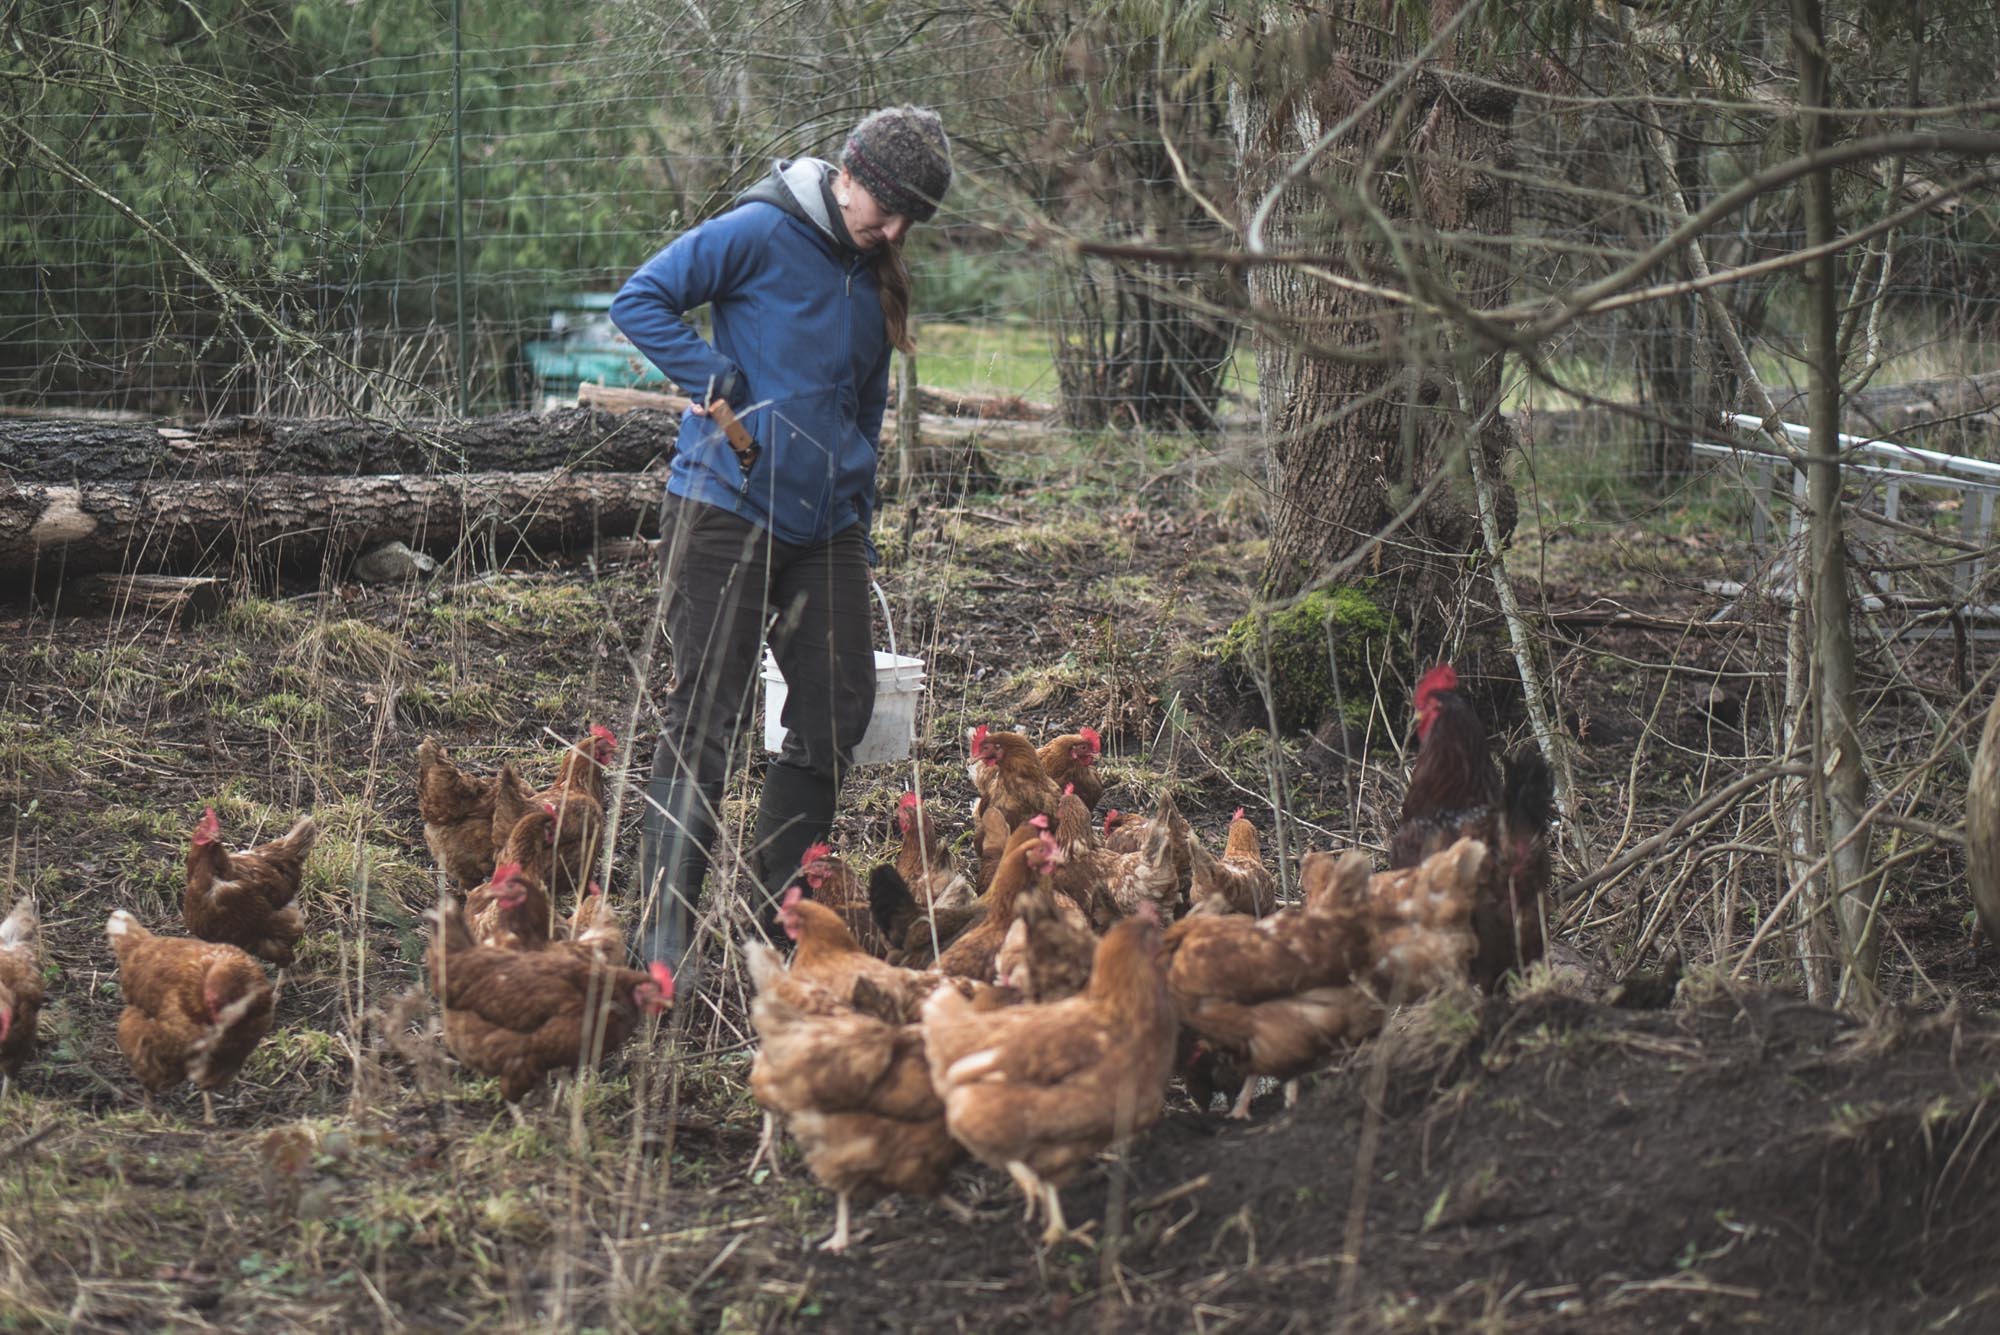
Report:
1037,1181,1072,1248
1228,1078,1257,1120
819,1192,852,1253
1006,1160,1044,1224
747,1110,785,1180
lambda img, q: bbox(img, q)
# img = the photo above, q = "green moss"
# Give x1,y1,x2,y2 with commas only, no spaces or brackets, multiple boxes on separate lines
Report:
1215,584,1398,732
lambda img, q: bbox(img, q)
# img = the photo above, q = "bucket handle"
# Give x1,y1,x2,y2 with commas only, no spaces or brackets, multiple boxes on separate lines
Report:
872,579,898,659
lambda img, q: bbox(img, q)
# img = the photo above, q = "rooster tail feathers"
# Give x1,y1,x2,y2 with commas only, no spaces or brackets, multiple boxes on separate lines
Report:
1502,749,1555,833
868,862,918,938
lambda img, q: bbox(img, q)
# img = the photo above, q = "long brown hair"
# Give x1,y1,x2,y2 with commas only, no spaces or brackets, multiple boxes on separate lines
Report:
873,241,914,355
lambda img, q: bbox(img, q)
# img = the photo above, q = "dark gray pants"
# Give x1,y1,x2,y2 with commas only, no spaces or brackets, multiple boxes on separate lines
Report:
637,497,875,962
654,497,876,787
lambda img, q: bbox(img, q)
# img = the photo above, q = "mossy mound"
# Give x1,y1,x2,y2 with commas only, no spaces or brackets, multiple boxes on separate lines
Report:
1214,584,1399,733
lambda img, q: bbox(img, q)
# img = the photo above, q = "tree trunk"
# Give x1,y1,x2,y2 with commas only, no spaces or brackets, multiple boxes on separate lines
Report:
1794,0,1880,1007
1051,250,1235,431
0,407,679,482
1966,690,2000,946
3,469,665,581
1630,111,1705,486
1239,27,1518,662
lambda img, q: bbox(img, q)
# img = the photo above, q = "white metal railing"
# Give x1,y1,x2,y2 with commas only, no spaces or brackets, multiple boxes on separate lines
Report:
1694,414,2000,613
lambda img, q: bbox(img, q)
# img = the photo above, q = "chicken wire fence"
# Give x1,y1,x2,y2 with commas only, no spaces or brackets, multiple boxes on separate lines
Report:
7,8,2000,487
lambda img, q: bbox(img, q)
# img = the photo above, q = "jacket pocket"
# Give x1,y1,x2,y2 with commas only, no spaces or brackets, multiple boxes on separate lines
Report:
751,392,845,518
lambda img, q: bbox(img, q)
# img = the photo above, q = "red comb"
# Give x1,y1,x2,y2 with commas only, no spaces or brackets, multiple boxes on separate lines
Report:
800,842,833,868
1415,663,1459,707
195,807,221,841
781,884,804,909
590,724,616,743
648,960,676,999
490,862,522,885
1232,807,1246,823
586,881,602,897
971,724,989,751
1064,782,1076,796
543,801,559,815
899,791,920,809
1079,726,1100,750
1104,809,1120,831
1029,813,1050,829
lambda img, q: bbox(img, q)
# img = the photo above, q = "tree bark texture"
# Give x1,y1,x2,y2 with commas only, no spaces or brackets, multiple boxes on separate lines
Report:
0,407,679,483
1794,0,1880,1005
1238,22,1519,655
4,468,665,580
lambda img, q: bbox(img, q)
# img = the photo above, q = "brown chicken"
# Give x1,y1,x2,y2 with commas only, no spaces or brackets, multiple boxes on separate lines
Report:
183,807,319,967
466,862,554,951
994,832,1099,1002
1036,727,1104,813
0,899,44,1092
869,819,1047,967
567,881,627,962
1100,807,1147,854
776,888,967,1026
1053,788,1187,929
797,843,893,957
107,910,275,1113
747,942,963,1252
922,911,1178,1245
1388,664,1554,991
491,724,615,901
893,791,973,912
1166,839,1483,1118
427,896,672,1102
934,825,1050,984
417,736,502,890
1185,808,1278,918
496,802,560,885
969,725,1062,888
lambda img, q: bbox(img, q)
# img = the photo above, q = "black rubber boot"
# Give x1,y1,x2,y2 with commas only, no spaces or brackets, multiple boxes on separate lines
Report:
636,777,724,993
747,763,839,934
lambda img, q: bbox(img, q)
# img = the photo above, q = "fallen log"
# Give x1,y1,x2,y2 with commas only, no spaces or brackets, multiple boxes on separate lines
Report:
76,574,231,624
0,407,679,483
4,468,665,581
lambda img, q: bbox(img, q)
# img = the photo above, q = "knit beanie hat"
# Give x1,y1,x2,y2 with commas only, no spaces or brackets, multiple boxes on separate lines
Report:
841,106,952,223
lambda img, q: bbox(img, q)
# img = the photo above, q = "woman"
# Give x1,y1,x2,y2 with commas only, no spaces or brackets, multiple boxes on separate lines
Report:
611,106,952,988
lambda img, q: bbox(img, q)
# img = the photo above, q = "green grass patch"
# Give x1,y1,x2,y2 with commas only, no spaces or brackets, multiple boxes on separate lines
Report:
916,320,1056,400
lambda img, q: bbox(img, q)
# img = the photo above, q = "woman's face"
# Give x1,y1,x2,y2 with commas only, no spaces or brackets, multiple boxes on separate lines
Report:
834,169,912,250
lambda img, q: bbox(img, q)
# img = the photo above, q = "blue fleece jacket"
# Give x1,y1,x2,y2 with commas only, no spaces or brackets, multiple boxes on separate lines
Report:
610,164,890,551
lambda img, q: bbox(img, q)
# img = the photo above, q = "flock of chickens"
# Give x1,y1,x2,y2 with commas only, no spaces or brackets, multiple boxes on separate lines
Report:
0,663,1555,1255
741,662,1553,1250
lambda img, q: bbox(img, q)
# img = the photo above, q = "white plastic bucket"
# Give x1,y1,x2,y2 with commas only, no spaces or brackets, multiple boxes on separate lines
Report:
760,582,925,765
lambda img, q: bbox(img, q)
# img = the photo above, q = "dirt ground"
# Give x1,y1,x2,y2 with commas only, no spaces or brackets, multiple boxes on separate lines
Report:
2,433,1996,1331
